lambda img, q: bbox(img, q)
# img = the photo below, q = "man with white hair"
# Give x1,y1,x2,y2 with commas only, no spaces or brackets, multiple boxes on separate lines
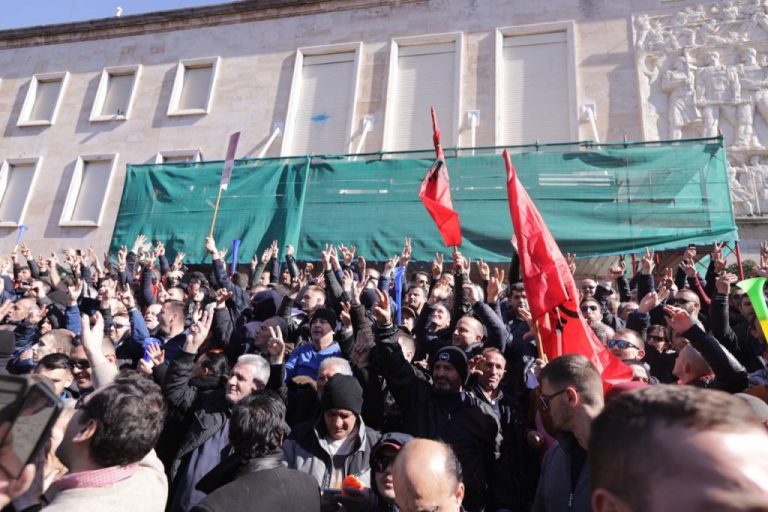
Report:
164,312,272,510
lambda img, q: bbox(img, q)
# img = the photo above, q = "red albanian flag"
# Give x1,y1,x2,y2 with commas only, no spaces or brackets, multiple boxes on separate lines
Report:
419,107,462,247
502,149,630,389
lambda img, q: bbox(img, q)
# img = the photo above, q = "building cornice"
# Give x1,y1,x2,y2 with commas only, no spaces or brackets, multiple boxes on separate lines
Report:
0,0,423,49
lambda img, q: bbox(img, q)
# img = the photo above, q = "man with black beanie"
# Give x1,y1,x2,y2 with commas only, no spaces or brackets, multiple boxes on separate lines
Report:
283,374,380,512
370,290,501,512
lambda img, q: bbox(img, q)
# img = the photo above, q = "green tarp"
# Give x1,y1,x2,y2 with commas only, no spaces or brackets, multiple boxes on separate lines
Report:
110,139,737,264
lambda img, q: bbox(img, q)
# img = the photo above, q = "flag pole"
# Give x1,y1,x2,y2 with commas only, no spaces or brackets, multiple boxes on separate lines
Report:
209,187,223,238
533,319,548,364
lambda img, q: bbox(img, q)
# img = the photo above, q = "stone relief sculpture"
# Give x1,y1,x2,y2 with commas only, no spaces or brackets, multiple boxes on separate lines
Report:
634,0,768,217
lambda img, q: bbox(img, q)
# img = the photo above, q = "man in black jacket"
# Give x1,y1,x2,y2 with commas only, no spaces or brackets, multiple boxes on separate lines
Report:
164,311,277,511
371,290,500,512
192,391,320,512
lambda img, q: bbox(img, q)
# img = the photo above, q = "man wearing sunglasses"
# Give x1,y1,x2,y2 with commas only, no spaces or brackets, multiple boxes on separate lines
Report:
533,355,604,512
606,329,645,363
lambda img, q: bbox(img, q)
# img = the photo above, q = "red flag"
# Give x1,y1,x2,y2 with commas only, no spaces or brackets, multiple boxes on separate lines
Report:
502,150,630,388
419,107,462,247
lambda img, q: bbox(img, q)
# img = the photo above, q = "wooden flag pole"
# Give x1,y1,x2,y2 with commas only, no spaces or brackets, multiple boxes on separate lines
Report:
534,319,548,364
209,187,223,238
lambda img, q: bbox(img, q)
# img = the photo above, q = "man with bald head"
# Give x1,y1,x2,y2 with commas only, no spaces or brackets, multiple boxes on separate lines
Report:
452,316,485,357
392,439,465,512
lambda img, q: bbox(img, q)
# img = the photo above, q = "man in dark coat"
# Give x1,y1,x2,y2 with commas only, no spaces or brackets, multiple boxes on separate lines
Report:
192,391,320,512
370,291,500,512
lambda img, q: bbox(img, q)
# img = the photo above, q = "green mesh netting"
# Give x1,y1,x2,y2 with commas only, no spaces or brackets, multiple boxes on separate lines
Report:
110,139,737,264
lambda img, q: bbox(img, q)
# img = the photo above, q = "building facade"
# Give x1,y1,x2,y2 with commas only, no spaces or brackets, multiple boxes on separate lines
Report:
0,0,763,257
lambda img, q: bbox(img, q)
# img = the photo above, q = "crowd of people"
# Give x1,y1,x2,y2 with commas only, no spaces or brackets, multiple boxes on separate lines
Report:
0,235,765,512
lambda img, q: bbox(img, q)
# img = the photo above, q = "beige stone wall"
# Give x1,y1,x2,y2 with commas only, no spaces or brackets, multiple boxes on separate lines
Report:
0,0,756,257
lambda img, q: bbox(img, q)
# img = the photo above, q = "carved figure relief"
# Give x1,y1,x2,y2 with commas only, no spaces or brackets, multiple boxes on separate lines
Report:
634,1,768,217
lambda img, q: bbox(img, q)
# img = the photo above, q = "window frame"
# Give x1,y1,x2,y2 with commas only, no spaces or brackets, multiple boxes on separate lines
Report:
167,57,220,117
59,153,119,228
381,32,463,153
281,42,363,157
89,64,142,122
494,22,578,146
0,157,42,228
17,71,69,127
154,149,203,164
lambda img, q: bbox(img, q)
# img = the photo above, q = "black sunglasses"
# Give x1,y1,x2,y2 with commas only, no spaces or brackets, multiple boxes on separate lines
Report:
539,388,568,411
371,454,396,473
607,339,641,351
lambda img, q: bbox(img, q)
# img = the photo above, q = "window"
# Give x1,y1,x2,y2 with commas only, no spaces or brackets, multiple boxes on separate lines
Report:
0,158,41,227
17,72,68,127
282,44,361,156
59,154,118,227
155,150,202,164
383,34,462,153
496,25,577,145
90,65,140,122
167,57,220,116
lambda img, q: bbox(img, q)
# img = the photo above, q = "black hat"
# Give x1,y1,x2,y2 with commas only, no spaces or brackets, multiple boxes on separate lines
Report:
311,307,338,327
371,432,414,458
250,290,282,321
433,346,469,385
321,374,363,416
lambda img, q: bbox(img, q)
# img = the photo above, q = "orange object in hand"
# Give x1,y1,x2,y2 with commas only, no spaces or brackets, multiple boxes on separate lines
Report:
341,475,364,495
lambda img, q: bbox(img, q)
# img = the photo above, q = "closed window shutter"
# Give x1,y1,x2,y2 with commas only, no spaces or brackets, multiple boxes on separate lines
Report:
501,32,570,145
30,80,61,122
0,163,35,223
179,65,213,111
102,73,134,116
288,52,355,155
390,43,456,152
72,160,111,222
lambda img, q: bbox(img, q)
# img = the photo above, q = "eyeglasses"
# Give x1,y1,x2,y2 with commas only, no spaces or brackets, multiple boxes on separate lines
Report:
607,339,641,351
371,454,396,473
539,388,568,411
72,359,90,370
580,305,599,312
647,334,666,342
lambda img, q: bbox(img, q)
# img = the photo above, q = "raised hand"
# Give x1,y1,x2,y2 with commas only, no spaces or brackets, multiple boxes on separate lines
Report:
184,309,213,353
146,343,165,366
463,284,479,306
132,234,147,254
432,252,444,279
399,237,412,267
477,258,490,281
80,312,106,363
715,272,737,295
285,244,295,258
663,305,694,334
214,288,233,308
640,247,655,275
205,236,218,257
637,286,669,314
154,241,165,258
566,253,577,275
267,325,285,364
680,259,697,278
373,289,392,325
118,289,136,311
357,255,366,278
608,255,626,279
173,251,186,271
321,244,333,271
487,268,506,304
19,243,30,260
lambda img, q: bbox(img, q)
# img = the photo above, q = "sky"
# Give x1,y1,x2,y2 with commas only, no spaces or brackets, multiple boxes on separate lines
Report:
0,0,228,30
